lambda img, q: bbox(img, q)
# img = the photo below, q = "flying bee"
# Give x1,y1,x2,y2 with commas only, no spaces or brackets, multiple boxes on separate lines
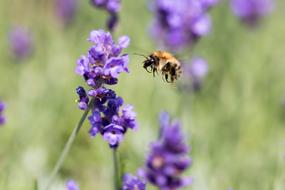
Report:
137,50,182,83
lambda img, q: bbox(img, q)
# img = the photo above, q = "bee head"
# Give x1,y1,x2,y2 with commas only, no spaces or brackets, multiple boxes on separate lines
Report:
142,59,153,73
134,53,155,73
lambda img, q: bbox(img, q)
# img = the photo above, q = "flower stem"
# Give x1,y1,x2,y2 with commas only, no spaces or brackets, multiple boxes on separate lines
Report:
45,99,94,190
113,148,120,190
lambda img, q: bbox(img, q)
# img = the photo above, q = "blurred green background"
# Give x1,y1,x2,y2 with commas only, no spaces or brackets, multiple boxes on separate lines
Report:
0,0,285,189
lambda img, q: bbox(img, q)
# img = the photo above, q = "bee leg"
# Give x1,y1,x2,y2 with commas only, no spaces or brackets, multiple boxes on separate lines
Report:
170,76,175,83
153,68,157,77
165,74,171,83
143,61,153,73
144,66,152,73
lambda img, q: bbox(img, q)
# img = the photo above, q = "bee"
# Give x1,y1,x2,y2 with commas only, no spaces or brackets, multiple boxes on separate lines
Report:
137,51,182,83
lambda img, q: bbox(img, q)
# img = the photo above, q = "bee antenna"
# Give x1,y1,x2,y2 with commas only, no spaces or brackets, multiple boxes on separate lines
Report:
133,53,148,59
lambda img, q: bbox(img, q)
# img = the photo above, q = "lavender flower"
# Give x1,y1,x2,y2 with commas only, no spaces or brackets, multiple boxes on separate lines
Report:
122,173,146,190
75,29,129,88
91,0,121,31
76,29,136,148
55,0,78,26
151,0,217,51
144,112,192,189
66,180,79,190
231,0,274,26
180,57,209,92
9,27,33,61
88,89,137,148
0,101,6,126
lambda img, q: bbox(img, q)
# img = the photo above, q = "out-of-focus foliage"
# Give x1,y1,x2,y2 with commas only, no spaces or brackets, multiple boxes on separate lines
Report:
0,0,285,190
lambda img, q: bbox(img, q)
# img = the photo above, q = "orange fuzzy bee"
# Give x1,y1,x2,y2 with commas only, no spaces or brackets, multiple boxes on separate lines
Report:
139,51,182,83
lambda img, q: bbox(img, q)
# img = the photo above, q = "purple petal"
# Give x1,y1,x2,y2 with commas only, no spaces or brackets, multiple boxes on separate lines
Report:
0,102,5,112
66,180,80,190
106,0,121,13
191,14,211,36
190,57,209,79
103,131,123,146
0,116,6,126
118,35,130,48
78,102,88,110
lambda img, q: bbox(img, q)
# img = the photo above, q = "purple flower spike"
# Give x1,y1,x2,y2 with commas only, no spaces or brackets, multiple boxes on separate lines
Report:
122,173,146,190
231,0,274,26
76,30,136,148
144,112,192,189
151,0,218,51
66,179,80,190
0,101,6,126
9,27,33,61
55,0,77,26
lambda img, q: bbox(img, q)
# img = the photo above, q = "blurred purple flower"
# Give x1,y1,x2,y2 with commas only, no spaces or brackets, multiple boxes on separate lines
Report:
0,101,5,126
91,0,121,31
66,179,79,190
76,29,136,148
122,173,146,190
55,0,78,26
144,112,192,189
231,0,274,26
9,27,33,61
189,57,208,79
151,0,218,51
180,57,209,91
200,0,219,9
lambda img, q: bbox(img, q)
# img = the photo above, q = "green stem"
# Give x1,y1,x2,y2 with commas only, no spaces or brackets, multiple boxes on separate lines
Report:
45,99,94,190
113,148,120,190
